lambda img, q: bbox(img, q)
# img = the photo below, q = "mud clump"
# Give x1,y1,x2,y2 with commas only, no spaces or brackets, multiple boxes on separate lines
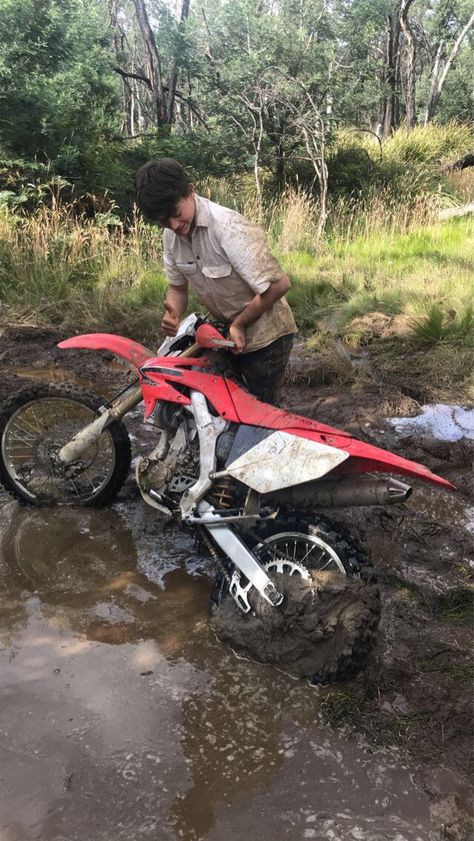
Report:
430,795,474,841
211,571,381,684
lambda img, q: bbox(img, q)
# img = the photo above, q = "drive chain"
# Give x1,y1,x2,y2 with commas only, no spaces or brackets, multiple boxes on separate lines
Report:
195,525,234,585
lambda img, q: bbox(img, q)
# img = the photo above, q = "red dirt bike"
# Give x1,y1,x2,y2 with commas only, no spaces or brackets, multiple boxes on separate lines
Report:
0,315,454,683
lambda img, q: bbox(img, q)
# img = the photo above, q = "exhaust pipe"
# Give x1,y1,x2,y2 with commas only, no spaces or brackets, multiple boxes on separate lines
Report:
268,476,412,509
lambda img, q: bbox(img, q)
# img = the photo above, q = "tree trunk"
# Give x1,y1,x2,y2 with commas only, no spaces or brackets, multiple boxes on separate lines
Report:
425,11,474,124
275,144,286,192
109,0,133,136
400,0,416,130
381,12,402,136
167,0,191,123
132,0,168,126
424,40,443,126
124,81,133,136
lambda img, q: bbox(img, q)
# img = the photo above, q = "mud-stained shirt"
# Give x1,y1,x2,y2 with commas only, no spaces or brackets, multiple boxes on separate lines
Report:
162,194,297,353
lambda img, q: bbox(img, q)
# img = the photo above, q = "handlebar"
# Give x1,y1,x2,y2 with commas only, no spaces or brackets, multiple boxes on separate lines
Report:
157,313,236,357
195,323,236,349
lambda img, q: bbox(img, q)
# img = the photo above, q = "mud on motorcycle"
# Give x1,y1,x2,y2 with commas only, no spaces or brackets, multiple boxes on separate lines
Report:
0,315,454,683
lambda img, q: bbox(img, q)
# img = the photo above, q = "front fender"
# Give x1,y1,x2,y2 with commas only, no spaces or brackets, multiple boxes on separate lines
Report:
58,333,154,369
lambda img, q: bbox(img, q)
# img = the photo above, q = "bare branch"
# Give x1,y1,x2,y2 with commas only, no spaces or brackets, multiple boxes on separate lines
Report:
114,66,152,90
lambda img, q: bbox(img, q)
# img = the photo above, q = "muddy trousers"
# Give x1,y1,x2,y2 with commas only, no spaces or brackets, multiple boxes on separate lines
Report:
231,334,294,407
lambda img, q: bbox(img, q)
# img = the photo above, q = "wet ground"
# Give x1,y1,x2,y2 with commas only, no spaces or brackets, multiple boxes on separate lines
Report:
0,327,473,841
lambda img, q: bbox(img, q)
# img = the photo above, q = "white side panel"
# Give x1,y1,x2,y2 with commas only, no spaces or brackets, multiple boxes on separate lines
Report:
226,431,349,493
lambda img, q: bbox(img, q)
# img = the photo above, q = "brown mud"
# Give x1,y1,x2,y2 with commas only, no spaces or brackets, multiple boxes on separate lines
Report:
211,571,381,683
0,325,473,841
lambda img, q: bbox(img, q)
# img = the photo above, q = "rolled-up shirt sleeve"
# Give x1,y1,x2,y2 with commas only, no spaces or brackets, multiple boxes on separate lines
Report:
216,217,287,295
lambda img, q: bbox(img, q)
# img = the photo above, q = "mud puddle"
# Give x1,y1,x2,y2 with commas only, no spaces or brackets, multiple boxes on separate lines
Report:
389,404,474,442
0,365,92,389
0,497,472,841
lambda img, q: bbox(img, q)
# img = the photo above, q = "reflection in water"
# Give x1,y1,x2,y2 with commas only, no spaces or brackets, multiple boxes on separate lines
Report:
0,502,318,838
0,500,470,840
0,505,211,653
166,660,298,839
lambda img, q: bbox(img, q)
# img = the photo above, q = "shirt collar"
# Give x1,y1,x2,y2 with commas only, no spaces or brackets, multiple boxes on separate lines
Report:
193,194,209,229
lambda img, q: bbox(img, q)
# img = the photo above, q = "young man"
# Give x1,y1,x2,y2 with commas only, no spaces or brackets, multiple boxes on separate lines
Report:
134,158,297,405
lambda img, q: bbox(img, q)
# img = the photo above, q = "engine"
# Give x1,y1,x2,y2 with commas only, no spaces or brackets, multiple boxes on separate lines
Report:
136,402,244,513
136,405,200,511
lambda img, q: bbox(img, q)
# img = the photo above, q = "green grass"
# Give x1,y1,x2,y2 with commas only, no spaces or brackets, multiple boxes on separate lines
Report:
280,214,474,399
280,217,474,341
419,661,473,687
0,206,168,337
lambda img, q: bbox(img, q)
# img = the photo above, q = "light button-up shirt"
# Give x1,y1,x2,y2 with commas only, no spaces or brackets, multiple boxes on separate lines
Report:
163,194,297,353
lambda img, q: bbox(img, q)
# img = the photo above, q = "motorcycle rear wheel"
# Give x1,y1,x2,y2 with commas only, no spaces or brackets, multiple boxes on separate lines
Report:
210,513,380,684
0,383,131,506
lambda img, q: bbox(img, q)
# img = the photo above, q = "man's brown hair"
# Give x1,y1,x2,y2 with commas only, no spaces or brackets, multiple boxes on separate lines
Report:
134,158,193,224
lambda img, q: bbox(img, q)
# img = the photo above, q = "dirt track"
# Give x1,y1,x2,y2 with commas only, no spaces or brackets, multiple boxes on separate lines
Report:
0,325,472,841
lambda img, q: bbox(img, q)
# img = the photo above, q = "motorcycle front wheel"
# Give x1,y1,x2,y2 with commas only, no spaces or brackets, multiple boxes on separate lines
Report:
0,383,131,506
210,513,381,684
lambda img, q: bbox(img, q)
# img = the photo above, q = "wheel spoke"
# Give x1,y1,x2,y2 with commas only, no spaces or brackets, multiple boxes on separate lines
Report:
82,469,100,492
17,412,46,437
300,542,318,565
26,405,49,433
254,530,348,577
8,426,38,448
318,557,335,571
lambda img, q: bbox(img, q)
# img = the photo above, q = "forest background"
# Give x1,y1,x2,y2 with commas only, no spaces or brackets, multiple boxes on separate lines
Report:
0,0,473,400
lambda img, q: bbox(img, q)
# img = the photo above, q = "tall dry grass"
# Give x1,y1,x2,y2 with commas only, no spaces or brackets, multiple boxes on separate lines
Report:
446,169,474,203
0,200,166,336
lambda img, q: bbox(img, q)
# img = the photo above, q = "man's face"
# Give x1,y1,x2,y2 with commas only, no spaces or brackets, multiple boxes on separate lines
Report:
165,191,196,237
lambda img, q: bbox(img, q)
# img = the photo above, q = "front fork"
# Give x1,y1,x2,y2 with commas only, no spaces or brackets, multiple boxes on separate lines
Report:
57,382,143,464
198,502,283,612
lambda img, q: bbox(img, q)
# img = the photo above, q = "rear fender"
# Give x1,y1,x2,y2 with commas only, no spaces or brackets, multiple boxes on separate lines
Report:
58,334,154,369
284,427,455,490
225,382,454,490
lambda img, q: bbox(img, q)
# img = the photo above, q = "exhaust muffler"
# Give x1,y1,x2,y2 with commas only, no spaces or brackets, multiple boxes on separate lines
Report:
268,476,412,509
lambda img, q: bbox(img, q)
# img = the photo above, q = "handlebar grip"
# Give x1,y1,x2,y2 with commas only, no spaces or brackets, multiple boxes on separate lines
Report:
210,338,236,348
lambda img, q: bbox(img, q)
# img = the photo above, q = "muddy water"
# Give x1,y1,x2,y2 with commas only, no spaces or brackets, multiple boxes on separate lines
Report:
0,497,470,841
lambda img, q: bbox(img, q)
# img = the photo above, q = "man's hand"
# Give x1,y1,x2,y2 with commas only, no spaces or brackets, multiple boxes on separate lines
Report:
162,299,181,336
229,322,246,354
162,284,189,337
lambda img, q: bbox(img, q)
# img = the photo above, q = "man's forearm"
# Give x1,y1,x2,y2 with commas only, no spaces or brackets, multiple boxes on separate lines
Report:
232,275,290,328
165,284,189,318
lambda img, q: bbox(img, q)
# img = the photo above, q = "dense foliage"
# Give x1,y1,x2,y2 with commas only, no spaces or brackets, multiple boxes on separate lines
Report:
0,0,472,211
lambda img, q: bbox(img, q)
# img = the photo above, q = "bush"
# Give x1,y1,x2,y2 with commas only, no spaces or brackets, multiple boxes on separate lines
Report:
328,123,474,206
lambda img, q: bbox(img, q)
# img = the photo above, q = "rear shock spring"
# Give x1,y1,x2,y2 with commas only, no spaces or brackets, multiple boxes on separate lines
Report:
208,475,237,509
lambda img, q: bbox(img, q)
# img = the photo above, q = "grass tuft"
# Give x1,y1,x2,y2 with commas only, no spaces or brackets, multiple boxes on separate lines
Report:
411,304,447,344
431,586,474,626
